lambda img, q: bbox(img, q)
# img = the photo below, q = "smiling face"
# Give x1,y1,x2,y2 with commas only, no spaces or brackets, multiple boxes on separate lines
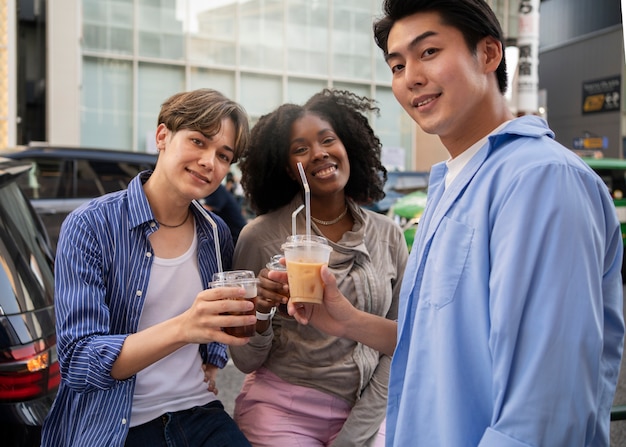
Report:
153,118,236,201
385,11,505,157
287,113,350,201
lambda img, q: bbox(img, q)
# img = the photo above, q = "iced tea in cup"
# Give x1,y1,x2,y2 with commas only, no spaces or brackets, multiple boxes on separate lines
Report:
281,235,332,304
210,270,258,337
266,254,292,318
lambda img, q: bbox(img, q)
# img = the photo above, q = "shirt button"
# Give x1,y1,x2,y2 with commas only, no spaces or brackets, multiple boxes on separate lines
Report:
150,221,156,228
146,252,152,258
136,290,142,297
121,418,127,425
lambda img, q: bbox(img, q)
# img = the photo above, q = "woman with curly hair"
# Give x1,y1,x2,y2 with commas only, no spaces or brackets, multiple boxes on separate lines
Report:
228,89,408,446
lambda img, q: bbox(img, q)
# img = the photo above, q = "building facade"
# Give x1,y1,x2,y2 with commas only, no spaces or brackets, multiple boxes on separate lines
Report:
46,0,418,171
8,0,625,171
538,0,623,158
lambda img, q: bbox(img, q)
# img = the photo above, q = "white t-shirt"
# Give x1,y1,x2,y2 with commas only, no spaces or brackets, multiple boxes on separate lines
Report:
445,120,512,188
131,229,216,426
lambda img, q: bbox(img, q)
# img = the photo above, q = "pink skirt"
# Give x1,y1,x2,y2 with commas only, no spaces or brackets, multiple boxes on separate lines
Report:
234,367,385,447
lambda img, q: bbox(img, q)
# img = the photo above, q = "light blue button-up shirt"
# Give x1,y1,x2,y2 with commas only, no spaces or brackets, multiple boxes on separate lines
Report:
41,171,232,447
387,116,625,446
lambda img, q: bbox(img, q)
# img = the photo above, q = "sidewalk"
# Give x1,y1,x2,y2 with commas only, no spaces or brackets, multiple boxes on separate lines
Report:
218,359,246,417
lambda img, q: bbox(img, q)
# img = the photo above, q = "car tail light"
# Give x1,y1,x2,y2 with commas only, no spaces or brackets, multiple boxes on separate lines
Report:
0,337,59,402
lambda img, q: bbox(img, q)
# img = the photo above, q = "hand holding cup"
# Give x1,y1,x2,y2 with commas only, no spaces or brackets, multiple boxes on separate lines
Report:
181,285,256,345
210,270,258,338
281,235,332,304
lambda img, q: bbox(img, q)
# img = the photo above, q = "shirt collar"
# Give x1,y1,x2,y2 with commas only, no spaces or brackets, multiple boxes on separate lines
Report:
126,170,157,229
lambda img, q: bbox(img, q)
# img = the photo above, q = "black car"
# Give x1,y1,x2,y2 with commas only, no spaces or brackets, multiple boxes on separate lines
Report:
0,157,57,446
368,170,429,214
1,145,157,251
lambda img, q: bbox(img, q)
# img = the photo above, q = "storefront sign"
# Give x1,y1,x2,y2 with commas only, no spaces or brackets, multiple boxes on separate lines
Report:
582,76,621,114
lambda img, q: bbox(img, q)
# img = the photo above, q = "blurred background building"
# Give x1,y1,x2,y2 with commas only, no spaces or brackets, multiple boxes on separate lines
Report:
3,0,625,171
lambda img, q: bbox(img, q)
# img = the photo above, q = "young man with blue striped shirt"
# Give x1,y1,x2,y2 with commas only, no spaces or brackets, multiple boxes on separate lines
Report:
42,89,254,447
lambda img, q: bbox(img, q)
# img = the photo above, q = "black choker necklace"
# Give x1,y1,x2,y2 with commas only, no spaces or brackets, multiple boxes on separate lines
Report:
311,206,348,226
156,209,190,228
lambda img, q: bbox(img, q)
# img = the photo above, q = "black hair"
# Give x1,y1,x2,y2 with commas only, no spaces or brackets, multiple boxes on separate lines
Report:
239,89,387,215
373,0,508,94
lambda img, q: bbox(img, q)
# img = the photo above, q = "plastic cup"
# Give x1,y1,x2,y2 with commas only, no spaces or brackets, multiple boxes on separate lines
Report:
266,254,292,318
210,271,258,337
281,235,332,304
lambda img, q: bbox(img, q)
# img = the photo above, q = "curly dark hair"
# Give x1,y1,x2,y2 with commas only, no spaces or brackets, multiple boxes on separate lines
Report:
238,89,387,215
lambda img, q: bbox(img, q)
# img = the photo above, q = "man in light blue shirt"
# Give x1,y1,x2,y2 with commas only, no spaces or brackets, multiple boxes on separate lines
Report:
287,0,625,445
377,0,625,444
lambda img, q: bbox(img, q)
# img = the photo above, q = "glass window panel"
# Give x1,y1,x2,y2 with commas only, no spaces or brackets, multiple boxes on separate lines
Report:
82,0,133,54
240,73,282,121
286,0,328,76
81,57,133,150
332,3,373,80
375,52,391,83
334,0,368,9
287,78,327,104
137,0,185,59
376,87,414,170
333,82,370,98
370,0,389,82
190,68,236,99
137,63,185,152
188,1,237,65
189,39,237,66
239,0,284,70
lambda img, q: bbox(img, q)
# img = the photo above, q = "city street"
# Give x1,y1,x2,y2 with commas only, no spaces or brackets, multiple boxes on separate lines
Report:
219,285,626,446
218,356,245,418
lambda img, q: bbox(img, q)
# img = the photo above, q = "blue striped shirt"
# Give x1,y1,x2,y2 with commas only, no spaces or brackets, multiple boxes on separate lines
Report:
41,171,233,447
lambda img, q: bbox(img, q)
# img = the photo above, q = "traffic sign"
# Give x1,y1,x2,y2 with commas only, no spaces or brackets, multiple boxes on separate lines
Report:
573,136,609,150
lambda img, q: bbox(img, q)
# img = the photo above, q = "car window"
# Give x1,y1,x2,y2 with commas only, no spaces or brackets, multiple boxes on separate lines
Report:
0,180,54,315
75,159,104,197
77,159,150,197
388,173,429,193
13,156,153,200
14,158,67,200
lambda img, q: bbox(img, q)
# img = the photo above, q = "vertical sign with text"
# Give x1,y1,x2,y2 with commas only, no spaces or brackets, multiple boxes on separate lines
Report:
517,0,540,114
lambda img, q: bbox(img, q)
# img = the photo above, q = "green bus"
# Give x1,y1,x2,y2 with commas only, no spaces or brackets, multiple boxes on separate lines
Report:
582,157,626,280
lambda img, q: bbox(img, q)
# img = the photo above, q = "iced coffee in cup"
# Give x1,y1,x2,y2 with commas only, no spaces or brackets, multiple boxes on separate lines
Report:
281,235,332,304
210,270,257,337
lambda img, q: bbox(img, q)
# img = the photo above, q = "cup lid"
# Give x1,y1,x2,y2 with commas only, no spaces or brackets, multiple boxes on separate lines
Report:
281,235,332,251
212,270,256,282
266,254,287,271
209,277,259,288
284,234,328,245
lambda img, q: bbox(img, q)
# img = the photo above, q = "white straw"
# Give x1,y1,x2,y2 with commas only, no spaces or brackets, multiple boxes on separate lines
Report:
292,204,304,237
296,162,311,238
192,200,223,273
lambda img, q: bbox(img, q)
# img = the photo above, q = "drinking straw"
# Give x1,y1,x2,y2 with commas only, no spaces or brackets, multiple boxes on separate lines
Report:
296,162,311,239
191,199,223,273
292,204,304,237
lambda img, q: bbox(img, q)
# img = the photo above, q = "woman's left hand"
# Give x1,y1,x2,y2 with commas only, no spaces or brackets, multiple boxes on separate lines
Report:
202,363,219,395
